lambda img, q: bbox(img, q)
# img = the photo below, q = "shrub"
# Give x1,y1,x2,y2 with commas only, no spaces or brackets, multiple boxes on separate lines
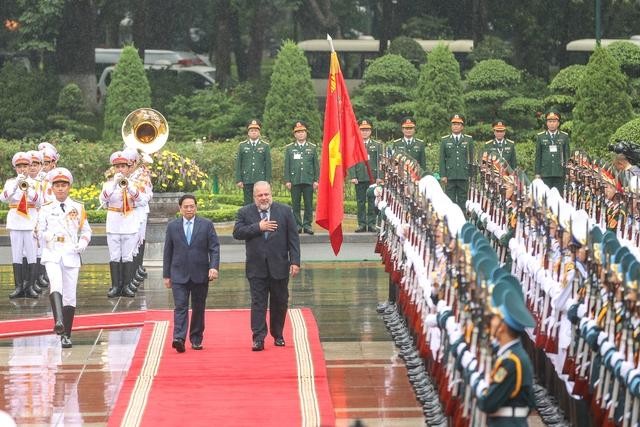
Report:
352,54,419,141
544,65,586,119
611,117,640,145
467,36,514,64
0,62,59,139
606,41,640,77
262,41,321,148
414,44,465,143
573,47,633,154
47,83,98,140
102,45,152,142
388,36,426,67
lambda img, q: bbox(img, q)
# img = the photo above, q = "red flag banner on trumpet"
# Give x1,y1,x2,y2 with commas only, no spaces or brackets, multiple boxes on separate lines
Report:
315,42,371,255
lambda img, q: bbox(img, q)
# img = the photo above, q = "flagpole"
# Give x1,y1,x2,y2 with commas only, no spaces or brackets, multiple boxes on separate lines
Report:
326,34,335,52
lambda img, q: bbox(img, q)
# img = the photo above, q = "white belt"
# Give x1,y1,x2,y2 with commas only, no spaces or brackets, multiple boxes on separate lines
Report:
490,407,529,417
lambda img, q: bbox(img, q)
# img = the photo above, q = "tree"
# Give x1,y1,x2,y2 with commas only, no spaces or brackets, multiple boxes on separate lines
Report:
573,47,633,154
102,45,152,142
388,36,425,67
544,64,586,123
352,53,419,141
611,117,640,146
47,83,98,140
262,40,321,148
414,44,465,142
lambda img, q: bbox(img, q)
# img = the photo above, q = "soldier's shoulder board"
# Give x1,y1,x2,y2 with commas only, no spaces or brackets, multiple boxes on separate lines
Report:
393,138,403,143
285,142,294,147
560,131,569,135
537,131,545,135
260,140,269,145
238,140,248,146
464,134,473,138
415,138,424,143
485,140,493,145
308,142,317,147
42,200,54,207
440,135,449,139
506,138,515,143
69,198,85,207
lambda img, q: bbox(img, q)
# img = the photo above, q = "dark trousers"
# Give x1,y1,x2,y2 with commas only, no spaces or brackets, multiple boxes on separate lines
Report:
355,182,376,228
543,176,565,195
290,183,313,229
445,179,468,210
248,276,289,342
242,183,254,205
171,280,208,345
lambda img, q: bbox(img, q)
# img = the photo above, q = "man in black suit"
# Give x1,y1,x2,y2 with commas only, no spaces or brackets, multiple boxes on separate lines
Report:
233,181,301,351
163,194,220,353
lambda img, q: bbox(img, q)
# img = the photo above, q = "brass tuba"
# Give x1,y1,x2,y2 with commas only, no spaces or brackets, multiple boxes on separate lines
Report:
121,108,169,155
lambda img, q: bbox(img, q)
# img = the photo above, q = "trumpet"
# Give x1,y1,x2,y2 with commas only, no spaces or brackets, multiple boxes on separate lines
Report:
17,179,29,191
118,177,129,188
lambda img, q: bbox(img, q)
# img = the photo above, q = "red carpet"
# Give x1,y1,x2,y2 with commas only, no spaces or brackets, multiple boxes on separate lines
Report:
108,308,335,427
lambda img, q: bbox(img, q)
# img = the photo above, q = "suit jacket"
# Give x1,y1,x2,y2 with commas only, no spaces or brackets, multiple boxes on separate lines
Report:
163,215,220,285
232,202,301,280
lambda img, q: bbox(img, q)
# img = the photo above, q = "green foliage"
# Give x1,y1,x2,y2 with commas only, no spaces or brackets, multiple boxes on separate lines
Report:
467,36,514,64
47,83,98,140
606,41,640,77
401,16,453,39
352,54,419,141
611,117,640,145
499,97,544,139
573,47,633,154
388,36,426,67
262,41,321,148
165,86,247,141
15,0,65,54
545,65,586,119
414,44,465,142
102,45,152,142
0,62,60,138
465,59,521,89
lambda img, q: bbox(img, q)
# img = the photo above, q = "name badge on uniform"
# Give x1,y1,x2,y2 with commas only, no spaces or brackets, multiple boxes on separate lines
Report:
549,145,558,153
293,153,302,160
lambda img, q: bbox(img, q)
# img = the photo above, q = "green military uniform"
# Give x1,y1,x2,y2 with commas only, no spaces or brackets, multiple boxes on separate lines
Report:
235,139,272,205
391,137,426,170
439,133,474,210
484,139,517,170
284,139,319,232
348,137,382,231
534,112,570,193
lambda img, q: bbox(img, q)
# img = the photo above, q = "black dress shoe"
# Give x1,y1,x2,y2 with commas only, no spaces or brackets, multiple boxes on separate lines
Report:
252,340,264,351
355,227,367,233
274,337,285,347
297,228,303,234
303,228,314,235
61,335,72,348
191,343,203,350
172,338,185,353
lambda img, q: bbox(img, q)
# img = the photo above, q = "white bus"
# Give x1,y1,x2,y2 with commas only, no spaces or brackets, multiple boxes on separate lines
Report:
297,38,474,99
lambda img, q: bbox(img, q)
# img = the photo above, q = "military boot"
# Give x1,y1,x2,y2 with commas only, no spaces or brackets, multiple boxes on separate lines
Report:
23,263,39,298
49,292,65,334
9,263,24,299
61,305,75,348
107,261,121,298
37,257,50,287
121,262,136,297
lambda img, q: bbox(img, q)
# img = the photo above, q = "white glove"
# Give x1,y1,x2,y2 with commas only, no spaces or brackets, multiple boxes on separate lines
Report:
436,300,450,314
424,314,438,328
461,351,476,369
597,331,608,347
74,239,89,253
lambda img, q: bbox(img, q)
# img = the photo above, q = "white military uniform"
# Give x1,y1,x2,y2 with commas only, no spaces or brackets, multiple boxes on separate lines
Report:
38,197,91,307
1,177,39,263
100,176,149,262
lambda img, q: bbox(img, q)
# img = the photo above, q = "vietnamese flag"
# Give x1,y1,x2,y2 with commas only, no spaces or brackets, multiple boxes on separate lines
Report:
315,36,370,255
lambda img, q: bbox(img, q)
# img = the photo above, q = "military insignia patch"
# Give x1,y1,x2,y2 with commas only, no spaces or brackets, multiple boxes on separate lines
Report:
493,367,508,383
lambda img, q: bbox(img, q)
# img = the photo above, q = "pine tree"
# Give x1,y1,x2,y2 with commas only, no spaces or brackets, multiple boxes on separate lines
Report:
414,44,465,142
102,45,152,143
573,47,633,154
351,54,419,141
262,41,321,148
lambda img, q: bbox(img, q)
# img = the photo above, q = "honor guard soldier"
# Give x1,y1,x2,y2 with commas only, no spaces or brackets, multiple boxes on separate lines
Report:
235,119,272,205
37,168,91,348
455,278,536,426
1,152,40,299
348,119,383,232
439,114,474,210
534,111,570,193
284,121,319,234
100,151,149,298
391,117,426,170
484,120,517,169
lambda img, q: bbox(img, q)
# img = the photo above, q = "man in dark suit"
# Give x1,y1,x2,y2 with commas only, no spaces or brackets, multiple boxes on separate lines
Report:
233,181,301,351
163,194,220,353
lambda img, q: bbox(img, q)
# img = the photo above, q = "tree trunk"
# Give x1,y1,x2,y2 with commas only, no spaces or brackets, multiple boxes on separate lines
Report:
132,0,148,57
213,0,232,88
229,5,247,82
55,0,98,111
379,0,394,56
246,7,267,81
471,0,488,44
